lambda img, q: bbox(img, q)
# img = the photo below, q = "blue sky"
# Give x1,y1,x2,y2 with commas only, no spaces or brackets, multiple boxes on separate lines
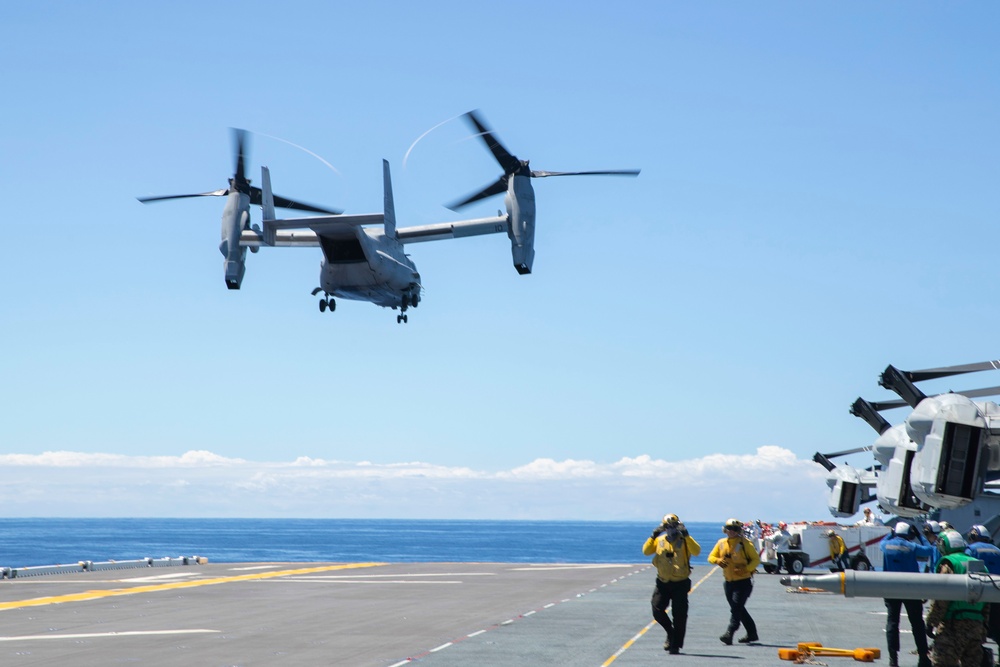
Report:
2,2,999,521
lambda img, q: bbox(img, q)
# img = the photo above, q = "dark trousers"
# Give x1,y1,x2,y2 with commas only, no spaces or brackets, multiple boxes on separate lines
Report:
884,598,929,658
988,603,1000,646
651,578,691,647
723,578,757,638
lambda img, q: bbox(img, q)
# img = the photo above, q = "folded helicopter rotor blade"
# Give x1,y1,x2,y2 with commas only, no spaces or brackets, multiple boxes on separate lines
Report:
820,446,873,459
868,398,909,412
905,359,1000,383
866,384,1000,413
952,385,1000,400
464,110,520,174
529,169,642,178
137,189,230,204
247,186,343,214
446,178,507,211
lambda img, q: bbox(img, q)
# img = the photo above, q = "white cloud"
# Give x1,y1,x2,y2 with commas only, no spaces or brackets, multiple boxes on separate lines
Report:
0,446,835,521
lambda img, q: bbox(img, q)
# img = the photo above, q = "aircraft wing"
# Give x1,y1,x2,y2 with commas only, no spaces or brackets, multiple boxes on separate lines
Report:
396,215,508,244
242,213,509,248
241,214,384,248
271,214,383,236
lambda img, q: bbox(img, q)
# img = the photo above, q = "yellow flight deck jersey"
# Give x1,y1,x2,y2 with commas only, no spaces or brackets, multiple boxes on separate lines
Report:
708,536,760,582
828,533,847,559
642,533,701,582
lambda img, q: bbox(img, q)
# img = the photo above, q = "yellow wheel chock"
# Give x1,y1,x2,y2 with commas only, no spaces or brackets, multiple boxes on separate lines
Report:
779,643,881,662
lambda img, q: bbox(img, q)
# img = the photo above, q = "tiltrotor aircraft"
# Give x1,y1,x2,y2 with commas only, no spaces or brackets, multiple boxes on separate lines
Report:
139,112,639,323
818,359,1000,528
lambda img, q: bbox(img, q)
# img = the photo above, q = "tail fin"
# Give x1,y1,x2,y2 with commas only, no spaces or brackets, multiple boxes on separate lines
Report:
382,159,396,239
261,166,276,245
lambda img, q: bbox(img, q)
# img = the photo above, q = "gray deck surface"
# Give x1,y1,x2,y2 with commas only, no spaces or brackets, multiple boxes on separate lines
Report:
0,561,912,666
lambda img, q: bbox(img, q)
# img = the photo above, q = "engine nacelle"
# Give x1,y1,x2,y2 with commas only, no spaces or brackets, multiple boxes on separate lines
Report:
505,174,536,275
906,394,999,509
825,466,864,517
220,192,250,290
872,425,930,518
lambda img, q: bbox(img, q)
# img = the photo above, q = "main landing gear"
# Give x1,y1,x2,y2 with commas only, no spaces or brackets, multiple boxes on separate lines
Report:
395,293,419,324
312,288,336,314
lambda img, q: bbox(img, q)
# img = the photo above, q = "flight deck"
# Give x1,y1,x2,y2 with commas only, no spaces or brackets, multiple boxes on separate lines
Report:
0,561,896,666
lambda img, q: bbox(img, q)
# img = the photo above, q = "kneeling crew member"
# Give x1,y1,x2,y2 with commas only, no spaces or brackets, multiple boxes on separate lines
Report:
927,530,987,667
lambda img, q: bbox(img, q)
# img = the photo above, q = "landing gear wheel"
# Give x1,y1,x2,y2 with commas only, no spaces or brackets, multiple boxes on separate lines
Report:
328,298,336,312
397,314,408,324
319,299,327,312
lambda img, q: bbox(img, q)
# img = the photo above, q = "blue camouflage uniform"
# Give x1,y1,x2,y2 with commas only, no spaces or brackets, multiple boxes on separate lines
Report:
966,532,1000,647
881,528,936,667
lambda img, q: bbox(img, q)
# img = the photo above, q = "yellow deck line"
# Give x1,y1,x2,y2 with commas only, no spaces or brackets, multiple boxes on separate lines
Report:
0,562,387,612
601,566,718,666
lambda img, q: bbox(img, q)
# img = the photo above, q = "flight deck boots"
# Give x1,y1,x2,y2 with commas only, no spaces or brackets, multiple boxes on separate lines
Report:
719,632,733,645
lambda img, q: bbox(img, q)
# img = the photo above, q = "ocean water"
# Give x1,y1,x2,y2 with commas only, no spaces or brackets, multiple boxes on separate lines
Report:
0,519,729,568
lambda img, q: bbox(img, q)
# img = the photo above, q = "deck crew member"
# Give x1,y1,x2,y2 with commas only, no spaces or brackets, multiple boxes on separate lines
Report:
642,513,701,654
708,518,760,646
964,525,1000,648
927,529,987,667
880,521,935,667
857,507,884,526
768,522,791,572
824,529,851,571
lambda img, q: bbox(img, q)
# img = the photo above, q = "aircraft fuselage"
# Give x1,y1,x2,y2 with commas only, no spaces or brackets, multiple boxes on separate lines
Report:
319,227,419,308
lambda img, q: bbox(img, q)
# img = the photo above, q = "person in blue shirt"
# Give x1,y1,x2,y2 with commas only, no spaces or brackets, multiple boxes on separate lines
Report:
881,521,936,667
965,525,1000,648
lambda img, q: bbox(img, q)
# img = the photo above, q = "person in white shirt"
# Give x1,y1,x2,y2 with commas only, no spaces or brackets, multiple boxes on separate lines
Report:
856,507,883,526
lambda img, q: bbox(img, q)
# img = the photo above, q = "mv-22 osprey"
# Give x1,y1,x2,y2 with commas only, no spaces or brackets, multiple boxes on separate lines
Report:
139,112,639,323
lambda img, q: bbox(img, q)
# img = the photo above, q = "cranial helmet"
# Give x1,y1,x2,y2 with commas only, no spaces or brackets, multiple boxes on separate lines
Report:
925,520,941,534
724,518,742,531
894,521,911,536
938,529,967,555
969,525,991,541
778,521,788,530
825,529,836,537
663,514,679,526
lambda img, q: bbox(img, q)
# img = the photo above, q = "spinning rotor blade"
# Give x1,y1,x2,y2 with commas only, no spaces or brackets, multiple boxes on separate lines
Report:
449,109,640,210
137,128,342,214
465,110,520,174
530,169,642,178
248,187,342,215
446,179,507,211
138,189,229,204
232,128,249,191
